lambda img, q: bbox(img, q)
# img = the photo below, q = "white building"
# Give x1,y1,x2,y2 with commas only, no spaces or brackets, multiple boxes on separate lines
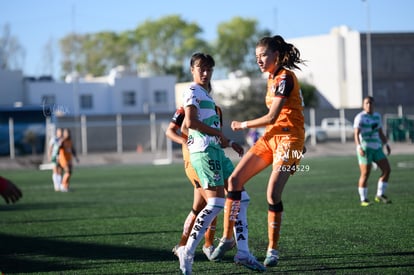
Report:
288,26,363,109
1,67,176,116
0,69,24,106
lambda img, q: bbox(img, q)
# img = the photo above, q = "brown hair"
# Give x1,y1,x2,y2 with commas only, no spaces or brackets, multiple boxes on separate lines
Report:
190,52,215,68
257,35,305,70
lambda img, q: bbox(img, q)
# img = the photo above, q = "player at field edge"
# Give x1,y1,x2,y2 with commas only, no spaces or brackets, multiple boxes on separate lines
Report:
353,96,392,207
175,52,265,274
210,35,306,268
58,128,79,192
48,127,63,191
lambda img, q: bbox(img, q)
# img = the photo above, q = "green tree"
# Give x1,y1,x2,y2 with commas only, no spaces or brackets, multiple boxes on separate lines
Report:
226,79,318,121
226,81,268,121
60,33,85,77
60,31,135,77
59,15,208,81
23,130,38,156
0,23,25,70
133,15,209,81
300,81,318,107
214,17,270,77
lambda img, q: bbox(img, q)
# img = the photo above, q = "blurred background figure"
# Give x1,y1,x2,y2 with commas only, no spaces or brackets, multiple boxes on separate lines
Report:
59,129,79,192
48,128,63,191
0,176,22,204
245,128,261,147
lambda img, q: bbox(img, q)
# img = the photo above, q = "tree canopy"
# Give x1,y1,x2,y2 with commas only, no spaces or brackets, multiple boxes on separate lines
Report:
58,15,271,81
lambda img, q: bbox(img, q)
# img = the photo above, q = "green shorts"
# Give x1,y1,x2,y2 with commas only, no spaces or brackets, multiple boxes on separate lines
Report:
190,147,233,189
51,155,59,165
357,147,386,165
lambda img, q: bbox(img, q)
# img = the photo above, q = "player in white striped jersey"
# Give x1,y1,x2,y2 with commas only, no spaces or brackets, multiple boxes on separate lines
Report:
353,96,391,206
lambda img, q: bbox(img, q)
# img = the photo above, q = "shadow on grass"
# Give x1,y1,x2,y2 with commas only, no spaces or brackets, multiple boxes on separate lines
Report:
0,232,172,273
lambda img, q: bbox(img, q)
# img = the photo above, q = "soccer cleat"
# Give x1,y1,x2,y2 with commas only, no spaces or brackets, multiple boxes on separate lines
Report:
234,251,266,272
53,182,61,192
375,195,392,204
263,249,279,267
202,245,214,261
176,246,193,275
210,238,236,261
360,199,371,207
172,244,180,257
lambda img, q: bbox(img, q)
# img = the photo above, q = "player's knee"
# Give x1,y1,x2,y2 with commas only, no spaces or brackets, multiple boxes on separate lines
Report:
241,190,250,202
269,201,283,212
227,191,242,201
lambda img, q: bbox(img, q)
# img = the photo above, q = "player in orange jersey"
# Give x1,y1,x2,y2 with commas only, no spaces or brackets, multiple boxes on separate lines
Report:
58,128,79,192
211,35,306,268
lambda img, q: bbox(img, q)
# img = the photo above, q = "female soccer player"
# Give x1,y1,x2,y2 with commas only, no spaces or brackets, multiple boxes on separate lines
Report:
211,35,306,268
166,105,218,259
353,96,391,206
175,53,264,274
48,127,62,191
59,128,79,192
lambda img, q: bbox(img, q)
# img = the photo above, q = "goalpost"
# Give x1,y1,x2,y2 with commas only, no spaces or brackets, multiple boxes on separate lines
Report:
39,117,55,170
152,121,173,165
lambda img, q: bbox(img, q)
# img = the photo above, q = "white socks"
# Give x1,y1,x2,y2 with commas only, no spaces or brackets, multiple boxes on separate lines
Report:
185,197,225,255
52,173,62,191
358,187,368,201
234,191,250,254
376,181,388,197
359,181,388,201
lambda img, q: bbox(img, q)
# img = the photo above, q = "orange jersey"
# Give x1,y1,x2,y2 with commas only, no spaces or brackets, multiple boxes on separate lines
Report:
264,68,305,139
59,139,73,167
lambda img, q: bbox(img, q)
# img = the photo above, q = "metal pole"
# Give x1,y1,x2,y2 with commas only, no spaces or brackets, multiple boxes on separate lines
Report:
116,114,123,153
150,112,156,153
340,108,346,144
310,108,316,146
363,0,373,97
8,117,15,159
81,115,87,155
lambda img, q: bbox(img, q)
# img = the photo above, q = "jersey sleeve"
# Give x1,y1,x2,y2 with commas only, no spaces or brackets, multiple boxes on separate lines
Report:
275,73,294,98
353,113,361,129
171,107,185,127
377,112,383,128
183,85,199,109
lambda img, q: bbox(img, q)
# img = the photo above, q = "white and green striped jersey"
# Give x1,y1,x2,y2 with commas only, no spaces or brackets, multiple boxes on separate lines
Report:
49,137,60,158
353,111,383,149
182,83,221,153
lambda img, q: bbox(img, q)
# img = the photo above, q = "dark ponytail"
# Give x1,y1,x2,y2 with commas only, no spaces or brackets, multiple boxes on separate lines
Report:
257,35,305,70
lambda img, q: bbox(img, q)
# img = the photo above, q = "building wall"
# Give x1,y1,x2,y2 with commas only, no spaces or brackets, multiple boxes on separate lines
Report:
26,81,112,116
288,26,363,109
23,74,176,116
0,69,24,106
361,32,414,107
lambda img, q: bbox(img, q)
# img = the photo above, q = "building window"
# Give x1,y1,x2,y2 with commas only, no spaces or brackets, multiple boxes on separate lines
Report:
80,94,93,109
41,95,55,105
123,91,136,106
154,90,167,104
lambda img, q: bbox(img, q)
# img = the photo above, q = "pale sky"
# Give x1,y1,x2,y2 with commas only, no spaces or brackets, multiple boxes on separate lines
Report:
1,0,413,78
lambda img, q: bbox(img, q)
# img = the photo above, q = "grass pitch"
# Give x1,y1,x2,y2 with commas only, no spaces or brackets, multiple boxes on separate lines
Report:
0,154,413,274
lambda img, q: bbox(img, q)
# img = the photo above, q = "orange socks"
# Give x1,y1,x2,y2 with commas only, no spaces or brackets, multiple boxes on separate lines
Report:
268,202,283,250
179,211,197,246
204,216,217,247
223,191,242,240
